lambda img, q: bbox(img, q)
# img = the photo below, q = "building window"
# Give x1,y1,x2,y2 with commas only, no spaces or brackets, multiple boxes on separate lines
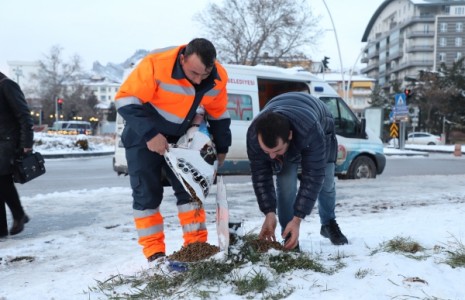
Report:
456,52,462,61
456,37,462,47
457,22,463,32
440,37,447,47
454,7,465,15
424,24,430,33
439,52,446,62
440,23,448,32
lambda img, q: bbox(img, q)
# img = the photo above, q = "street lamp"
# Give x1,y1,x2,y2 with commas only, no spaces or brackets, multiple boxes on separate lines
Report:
347,45,369,103
321,0,345,98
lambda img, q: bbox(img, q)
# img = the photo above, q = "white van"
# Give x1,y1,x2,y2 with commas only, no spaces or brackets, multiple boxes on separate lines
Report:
113,64,386,179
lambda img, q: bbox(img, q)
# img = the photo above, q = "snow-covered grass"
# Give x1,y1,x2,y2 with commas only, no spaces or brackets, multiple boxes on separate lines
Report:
33,132,115,154
1,134,464,299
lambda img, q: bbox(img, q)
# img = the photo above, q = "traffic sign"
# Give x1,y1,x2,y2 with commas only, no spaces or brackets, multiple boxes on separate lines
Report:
395,93,407,107
393,93,409,120
390,122,398,138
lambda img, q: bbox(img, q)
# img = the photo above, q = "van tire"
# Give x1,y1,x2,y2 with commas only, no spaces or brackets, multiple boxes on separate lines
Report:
347,156,376,179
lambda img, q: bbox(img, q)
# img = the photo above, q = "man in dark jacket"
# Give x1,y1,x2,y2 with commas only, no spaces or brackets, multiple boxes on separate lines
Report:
0,72,33,238
247,92,348,249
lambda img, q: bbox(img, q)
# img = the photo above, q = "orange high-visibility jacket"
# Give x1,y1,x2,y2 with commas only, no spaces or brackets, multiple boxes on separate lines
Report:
115,45,231,153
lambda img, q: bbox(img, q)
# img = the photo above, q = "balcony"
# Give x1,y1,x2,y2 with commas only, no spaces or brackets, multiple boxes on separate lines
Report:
367,49,380,59
390,60,434,72
400,16,436,30
406,31,435,39
386,50,403,62
405,45,434,53
360,64,379,74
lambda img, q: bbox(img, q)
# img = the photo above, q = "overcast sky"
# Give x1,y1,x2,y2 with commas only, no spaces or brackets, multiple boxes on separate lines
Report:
0,0,384,75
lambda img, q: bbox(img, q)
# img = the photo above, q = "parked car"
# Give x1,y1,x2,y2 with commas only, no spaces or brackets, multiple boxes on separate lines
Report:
47,121,92,135
406,132,444,145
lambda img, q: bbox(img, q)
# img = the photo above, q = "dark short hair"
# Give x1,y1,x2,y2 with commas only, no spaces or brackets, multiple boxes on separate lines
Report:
255,112,291,148
184,38,217,69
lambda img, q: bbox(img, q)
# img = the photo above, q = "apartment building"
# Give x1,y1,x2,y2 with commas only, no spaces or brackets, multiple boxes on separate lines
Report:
361,0,465,92
317,73,376,118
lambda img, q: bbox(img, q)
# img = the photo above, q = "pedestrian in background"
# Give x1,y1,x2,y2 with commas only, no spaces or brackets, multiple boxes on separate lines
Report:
0,72,33,238
115,38,231,262
247,92,348,250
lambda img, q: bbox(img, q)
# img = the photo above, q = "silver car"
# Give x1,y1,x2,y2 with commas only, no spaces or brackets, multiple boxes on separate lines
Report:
406,132,444,145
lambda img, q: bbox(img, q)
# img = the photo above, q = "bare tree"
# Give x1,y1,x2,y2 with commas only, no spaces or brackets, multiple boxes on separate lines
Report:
368,84,390,108
29,45,97,125
196,0,322,65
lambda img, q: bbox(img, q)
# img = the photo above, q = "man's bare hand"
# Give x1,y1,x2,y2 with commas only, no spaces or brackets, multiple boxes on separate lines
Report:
146,134,168,155
259,212,277,242
282,217,301,250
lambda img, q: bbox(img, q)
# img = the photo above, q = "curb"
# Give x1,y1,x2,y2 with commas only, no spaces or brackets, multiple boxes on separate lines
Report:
384,152,429,157
42,151,114,159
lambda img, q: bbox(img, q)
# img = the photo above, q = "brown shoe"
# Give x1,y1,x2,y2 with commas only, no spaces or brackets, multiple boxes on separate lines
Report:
10,215,30,235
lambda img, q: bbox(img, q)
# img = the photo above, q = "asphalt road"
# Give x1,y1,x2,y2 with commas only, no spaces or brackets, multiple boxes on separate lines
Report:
15,153,465,198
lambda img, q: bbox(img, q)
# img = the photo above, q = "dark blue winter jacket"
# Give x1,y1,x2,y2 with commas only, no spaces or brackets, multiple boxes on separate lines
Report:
246,92,337,219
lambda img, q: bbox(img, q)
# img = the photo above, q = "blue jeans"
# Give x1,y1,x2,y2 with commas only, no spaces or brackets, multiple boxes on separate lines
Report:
275,156,336,233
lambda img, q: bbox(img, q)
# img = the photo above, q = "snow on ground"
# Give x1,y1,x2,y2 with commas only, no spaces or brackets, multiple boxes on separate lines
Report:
33,132,115,154
0,135,464,299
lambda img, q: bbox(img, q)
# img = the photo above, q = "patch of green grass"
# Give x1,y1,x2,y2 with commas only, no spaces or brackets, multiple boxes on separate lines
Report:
385,236,423,253
262,287,295,300
233,270,270,295
88,234,331,299
371,236,424,256
444,236,465,268
354,268,372,279
268,252,327,274
234,233,267,263
187,260,236,284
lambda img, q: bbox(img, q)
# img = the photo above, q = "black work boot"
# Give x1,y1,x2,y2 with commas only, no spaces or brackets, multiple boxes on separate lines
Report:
10,215,30,236
147,252,166,262
320,219,348,245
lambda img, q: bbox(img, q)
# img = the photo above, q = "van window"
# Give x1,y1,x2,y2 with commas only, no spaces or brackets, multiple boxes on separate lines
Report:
257,79,309,109
227,94,253,121
320,96,359,138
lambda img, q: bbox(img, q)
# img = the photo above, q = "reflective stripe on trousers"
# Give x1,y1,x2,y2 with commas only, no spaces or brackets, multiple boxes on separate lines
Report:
134,208,165,258
177,202,207,246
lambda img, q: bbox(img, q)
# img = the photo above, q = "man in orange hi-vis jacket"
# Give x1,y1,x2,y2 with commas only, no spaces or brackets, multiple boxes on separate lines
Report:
115,38,231,263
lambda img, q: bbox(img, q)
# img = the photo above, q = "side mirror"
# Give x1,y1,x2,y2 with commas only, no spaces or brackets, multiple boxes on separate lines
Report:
360,118,367,138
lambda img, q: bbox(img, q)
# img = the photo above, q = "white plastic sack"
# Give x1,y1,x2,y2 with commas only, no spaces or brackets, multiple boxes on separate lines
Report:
216,176,229,253
164,122,217,203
